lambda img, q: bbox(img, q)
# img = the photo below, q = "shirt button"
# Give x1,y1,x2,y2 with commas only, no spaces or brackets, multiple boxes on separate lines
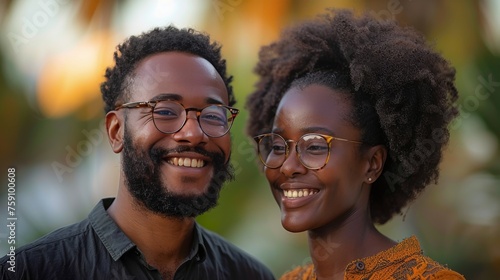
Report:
356,261,365,271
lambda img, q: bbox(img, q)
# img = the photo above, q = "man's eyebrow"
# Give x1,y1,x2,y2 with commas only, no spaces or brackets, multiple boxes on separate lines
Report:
206,97,224,105
149,94,225,105
150,93,182,102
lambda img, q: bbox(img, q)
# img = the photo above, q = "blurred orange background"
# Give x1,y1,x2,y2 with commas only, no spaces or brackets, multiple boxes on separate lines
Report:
0,0,499,278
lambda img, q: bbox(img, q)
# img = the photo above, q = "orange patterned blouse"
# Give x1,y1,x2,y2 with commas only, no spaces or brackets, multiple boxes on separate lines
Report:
280,236,465,280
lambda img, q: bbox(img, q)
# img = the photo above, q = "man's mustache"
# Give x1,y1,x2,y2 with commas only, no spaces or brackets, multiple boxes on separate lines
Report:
149,145,226,165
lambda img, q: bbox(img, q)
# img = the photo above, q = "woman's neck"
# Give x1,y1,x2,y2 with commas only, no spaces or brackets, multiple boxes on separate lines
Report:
307,212,396,280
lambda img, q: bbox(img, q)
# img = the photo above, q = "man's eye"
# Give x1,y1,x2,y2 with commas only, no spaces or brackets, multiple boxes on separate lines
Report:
201,113,226,125
154,109,178,119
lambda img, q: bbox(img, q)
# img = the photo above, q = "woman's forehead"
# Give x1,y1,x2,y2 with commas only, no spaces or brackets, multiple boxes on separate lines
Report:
273,84,354,134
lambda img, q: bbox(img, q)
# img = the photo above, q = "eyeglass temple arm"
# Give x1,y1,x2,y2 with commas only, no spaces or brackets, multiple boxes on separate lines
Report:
115,101,155,110
330,136,363,144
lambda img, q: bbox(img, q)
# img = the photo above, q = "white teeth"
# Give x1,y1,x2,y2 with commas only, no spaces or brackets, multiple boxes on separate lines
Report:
168,157,205,168
283,189,318,199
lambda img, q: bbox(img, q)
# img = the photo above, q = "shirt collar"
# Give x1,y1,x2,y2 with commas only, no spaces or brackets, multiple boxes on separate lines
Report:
88,198,136,261
190,222,207,263
89,198,207,263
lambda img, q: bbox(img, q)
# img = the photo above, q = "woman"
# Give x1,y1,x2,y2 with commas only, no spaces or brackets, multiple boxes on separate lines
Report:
246,9,465,279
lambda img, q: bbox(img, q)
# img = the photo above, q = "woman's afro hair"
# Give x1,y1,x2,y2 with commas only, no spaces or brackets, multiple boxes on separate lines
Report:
101,25,234,113
246,9,459,224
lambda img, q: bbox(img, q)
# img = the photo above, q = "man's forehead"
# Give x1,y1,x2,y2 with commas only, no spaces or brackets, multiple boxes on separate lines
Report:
128,51,228,103
135,52,217,75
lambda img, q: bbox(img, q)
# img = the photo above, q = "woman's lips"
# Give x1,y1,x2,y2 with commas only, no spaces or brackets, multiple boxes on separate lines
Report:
279,188,320,209
283,188,319,198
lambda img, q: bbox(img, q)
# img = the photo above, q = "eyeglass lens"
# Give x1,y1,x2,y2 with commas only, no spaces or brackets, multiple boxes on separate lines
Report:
258,134,329,169
152,101,233,137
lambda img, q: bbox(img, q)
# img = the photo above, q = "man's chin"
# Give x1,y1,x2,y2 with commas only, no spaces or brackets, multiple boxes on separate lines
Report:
161,179,213,197
133,188,220,218
159,162,219,191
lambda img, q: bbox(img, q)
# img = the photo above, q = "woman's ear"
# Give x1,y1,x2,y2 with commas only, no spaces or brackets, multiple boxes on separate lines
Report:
106,111,124,153
363,145,387,184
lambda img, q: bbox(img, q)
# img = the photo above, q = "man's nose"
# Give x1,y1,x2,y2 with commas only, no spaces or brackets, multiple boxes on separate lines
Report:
172,111,208,145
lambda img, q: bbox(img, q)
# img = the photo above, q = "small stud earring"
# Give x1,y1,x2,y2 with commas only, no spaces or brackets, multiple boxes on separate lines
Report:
368,178,372,182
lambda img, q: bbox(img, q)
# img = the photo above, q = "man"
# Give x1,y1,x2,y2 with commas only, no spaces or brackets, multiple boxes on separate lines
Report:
0,26,275,280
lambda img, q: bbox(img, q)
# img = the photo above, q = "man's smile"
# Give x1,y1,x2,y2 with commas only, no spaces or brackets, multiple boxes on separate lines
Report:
167,157,206,168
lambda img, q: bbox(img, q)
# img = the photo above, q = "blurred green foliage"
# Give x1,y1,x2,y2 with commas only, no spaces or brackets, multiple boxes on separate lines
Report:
0,0,499,279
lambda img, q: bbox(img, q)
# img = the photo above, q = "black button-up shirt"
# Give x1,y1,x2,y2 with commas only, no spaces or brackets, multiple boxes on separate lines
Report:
0,198,275,280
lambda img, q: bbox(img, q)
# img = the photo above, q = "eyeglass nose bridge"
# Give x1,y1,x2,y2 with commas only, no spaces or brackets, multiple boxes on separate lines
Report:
174,107,204,133
185,107,203,119
281,139,303,166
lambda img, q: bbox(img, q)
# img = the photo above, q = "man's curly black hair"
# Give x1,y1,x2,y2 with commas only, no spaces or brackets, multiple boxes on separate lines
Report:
246,9,459,224
101,25,234,113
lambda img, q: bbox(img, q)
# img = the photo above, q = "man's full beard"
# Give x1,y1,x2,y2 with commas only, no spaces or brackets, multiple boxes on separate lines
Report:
121,127,234,218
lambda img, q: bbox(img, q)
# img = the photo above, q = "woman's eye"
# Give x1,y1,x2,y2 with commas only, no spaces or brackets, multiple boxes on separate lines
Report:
271,145,286,154
305,144,328,154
